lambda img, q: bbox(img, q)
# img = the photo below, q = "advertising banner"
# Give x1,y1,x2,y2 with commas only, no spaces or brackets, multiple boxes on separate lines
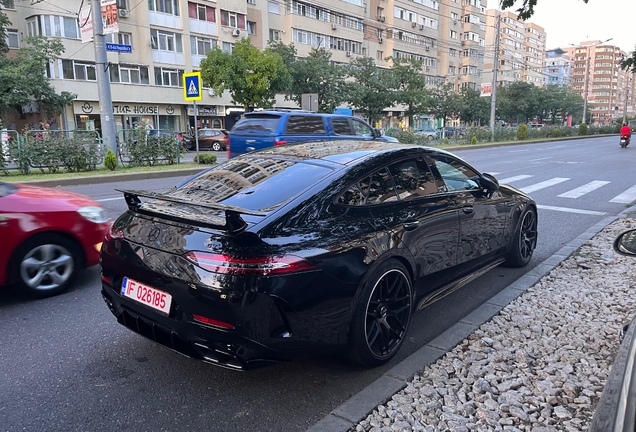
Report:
101,0,119,35
480,83,492,97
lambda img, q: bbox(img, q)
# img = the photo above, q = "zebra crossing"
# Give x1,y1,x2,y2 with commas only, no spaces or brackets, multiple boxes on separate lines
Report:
490,173,636,205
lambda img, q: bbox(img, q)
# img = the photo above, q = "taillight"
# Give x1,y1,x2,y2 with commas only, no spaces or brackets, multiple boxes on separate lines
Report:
106,224,124,240
274,140,287,146
192,314,235,329
227,136,231,159
184,252,316,276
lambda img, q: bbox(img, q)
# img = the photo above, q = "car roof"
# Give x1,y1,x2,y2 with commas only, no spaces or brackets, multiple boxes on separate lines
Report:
244,111,367,120
244,140,450,166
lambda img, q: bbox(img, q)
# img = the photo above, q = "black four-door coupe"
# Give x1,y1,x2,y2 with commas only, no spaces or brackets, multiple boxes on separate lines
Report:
100,141,537,370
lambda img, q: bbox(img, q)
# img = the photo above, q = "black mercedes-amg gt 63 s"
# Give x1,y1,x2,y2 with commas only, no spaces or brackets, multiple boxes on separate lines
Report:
100,141,537,370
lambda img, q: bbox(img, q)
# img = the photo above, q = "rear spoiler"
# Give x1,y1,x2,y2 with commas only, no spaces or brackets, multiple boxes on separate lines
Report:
117,189,266,234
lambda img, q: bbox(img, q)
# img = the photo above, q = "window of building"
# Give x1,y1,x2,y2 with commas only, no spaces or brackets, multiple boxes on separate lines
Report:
247,21,256,35
28,16,80,39
149,0,179,15
450,30,457,39
222,42,234,53
188,2,215,22
110,64,150,84
150,29,183,53
0,0,16,9
220,10,245,28
247,0,256,4
6,30,18,48
154,67,183,86
269,29,281,41
376,50,384,60
62,60,96,81
106,32,132,46
191,36,216,55
268,1,280,14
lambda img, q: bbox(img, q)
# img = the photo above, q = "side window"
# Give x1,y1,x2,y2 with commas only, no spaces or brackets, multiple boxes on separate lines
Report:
352,119,374,137
337,168,398,205
429,156,481,192
331,118,353,135
285,116,327,134
388,159,439,200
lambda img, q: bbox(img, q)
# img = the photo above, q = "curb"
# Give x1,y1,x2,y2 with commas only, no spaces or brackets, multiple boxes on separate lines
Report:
307,210,631,432
12,167,206,188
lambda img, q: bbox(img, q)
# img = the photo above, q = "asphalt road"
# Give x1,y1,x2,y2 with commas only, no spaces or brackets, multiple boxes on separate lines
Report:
1,136,633,432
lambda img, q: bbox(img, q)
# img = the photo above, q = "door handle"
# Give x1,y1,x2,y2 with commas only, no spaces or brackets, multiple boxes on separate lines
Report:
403,220,420,231
246,147,255,152
462,206,474,214
246,140,256,143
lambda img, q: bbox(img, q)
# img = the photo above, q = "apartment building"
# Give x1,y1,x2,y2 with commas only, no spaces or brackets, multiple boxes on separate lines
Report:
544,48,570,86
3,0,487,132
483,10,546,88
564,41,636,124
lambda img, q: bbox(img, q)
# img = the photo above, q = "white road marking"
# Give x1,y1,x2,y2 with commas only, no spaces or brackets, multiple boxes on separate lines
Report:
558,181,610,199
529,157,553,162
520,177,570,194
537,205,606,216
610,185,636,204
96,197,124,202
497,175,533,184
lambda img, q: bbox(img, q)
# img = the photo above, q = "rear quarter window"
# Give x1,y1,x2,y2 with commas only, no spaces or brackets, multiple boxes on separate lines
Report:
231,115,281,133
285,116,327,134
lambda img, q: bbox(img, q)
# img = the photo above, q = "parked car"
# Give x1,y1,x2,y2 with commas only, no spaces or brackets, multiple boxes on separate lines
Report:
0,182,110,297
443,127,465,138
186,128,229,151
228,111,397,158
589,228,636,432
100,140,538,370
414,128,440,139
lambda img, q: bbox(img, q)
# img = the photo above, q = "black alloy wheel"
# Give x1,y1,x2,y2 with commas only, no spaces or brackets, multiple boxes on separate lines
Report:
211,141,221,151
347,260,412,367
505,207,538,268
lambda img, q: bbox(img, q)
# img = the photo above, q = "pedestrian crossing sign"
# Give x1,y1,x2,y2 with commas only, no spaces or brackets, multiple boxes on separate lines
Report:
183,72,202,101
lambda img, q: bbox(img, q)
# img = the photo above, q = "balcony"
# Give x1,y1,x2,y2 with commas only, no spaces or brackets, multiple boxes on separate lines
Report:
152,51,185,65
189,19,216,36
149,11,182,29
192,54,205,68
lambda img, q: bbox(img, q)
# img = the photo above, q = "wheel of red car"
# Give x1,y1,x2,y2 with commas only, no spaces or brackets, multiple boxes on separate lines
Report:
347,259,413,367
14,233,80,297
211,141,221,151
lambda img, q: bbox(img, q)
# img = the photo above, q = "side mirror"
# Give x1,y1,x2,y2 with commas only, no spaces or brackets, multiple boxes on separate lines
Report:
480,173,500,191
372,128,382,138
614,229,636,256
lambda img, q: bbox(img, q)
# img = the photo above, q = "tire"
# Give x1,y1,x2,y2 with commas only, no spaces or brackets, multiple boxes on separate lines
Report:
347,259,413,367
13,234,80,298
211,141,221,151
505,206,538,268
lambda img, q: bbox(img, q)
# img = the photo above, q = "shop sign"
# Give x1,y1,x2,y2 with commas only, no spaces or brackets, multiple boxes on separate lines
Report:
112,104,159,115
73,102,179,116
187,106,219,116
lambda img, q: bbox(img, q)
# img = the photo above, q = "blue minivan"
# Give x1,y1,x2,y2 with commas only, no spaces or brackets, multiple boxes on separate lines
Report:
227,111,398,158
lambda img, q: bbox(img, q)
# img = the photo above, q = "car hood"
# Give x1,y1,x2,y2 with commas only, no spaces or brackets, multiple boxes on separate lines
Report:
1,183,101,211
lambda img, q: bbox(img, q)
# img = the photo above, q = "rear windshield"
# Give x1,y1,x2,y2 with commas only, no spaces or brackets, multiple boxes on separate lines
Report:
171,158,332,211
231,114,281,133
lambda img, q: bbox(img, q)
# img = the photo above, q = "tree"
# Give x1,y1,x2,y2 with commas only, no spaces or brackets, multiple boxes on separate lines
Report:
496,81,539,124
269,42,346,113
0,6,75,120
536,85,583,125
500,0,589,20
343,57,396,125
200,38,291,111
428,83,462,132
390,57,431,128
458,86,490,126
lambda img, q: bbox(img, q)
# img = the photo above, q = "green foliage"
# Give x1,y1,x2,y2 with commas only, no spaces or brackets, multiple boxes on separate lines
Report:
578,123,588,135
104,149,118,171
390,57,431,128
200,38,291,111
614,124,622,134
471,135,477,144
500,0,589,20
443,137,450,145
551,128,562,138
517,124,529,140
121,130,181,167
269,43,346,113
458,87,490,126
193,153,217,164
429,84,463,129
342,57,396,125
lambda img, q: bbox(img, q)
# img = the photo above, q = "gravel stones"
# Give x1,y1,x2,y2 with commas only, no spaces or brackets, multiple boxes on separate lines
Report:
355,218,636,432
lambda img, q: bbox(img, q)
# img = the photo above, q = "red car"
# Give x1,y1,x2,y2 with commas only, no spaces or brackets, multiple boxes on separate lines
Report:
0,182,110,297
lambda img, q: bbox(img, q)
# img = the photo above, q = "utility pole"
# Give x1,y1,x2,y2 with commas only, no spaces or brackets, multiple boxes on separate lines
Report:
489,12,501,142
91,0,117,154
623,77,629,124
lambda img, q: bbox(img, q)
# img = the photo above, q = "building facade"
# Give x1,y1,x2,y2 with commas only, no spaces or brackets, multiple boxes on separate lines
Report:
2,0,488,133
483,10,546,88
564,41,636,124
544,48,570,86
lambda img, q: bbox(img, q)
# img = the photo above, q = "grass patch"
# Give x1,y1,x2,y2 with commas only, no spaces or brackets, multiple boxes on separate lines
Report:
3,162,202,183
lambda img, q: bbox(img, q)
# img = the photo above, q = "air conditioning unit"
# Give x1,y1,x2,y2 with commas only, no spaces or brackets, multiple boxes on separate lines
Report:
118,9,130,18
411,22,417,28
332,22,337,30
346,51,352,57
208,88,215,97
232,28,241,37
419,24,424,30
377,15,385,22
378,37,383,44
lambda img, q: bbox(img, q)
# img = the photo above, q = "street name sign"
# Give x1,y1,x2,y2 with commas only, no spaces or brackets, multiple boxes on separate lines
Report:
106,43,132,53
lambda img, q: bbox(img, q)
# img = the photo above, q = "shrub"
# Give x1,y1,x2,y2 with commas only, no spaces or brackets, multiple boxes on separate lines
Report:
551,129,562,138
193,153,217,164
614,124,622,134
443,137,449,145
578,123,588,135
471,135,477,145
516,124,529,140
104,149,118,171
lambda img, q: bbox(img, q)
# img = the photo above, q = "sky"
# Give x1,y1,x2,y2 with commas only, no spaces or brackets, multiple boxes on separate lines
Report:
502,0,636,52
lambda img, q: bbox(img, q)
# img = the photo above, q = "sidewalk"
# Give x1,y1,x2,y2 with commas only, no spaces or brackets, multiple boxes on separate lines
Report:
309,210,636,432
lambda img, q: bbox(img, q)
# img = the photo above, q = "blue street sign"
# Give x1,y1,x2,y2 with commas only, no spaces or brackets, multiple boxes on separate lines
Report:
106,43,132,53
183,72,202,101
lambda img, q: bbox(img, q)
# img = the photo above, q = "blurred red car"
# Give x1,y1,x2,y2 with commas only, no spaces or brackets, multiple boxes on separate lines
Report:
0,182,110,297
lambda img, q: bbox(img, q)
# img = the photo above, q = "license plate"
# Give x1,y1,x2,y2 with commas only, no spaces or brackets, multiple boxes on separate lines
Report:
121,277,172,315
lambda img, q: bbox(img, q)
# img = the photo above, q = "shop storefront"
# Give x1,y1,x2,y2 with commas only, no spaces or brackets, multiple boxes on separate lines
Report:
73,101,184,134
187,105,225,130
